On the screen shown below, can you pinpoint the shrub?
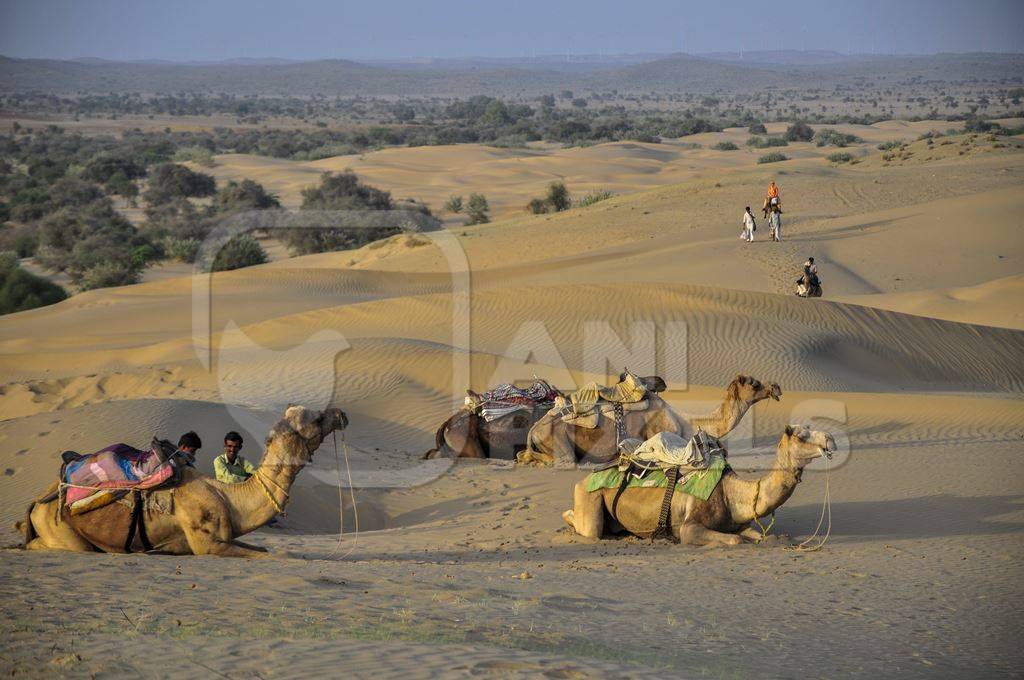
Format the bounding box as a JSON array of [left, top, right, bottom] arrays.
[[527, 197, 549, 214], [161, 236, 201, 263], [172, 146, 216, 167], [287, 171, 398, 255], [747, 136, 789, 148], [784, 121, 814, 142], [82, 155, 146, 184], [577, 190, 614, 208], [0, 224, 39, 258], [79, 261, 141, 290], [546, 182, 571, 212], [963, 117, 997, 133], [758, 152, 789, 164], [0, 253, 67, 315], [130, 244, 159, 269], [814, 128, 862, 147], [877, 140, 904, 151], [465, 193, 490, 225], [827, 152, 855, 163], [214, 179, 280, 212], [712, 141, 739, 151], [143, 163, 216, 205], [444, 195, 463, 213], [748, 122, 768, 135], [212, 234, 268, 272]]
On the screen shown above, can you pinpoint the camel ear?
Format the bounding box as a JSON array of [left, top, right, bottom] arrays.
[[785, 424, 795, 437], [736, 374, 748, 384]]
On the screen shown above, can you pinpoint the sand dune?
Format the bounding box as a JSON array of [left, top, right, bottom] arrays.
[[2, 122, 1023, 676]]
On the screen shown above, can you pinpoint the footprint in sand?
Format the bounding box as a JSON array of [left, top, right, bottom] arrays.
[[16, 449, 28, 456], [37, 431, 50, 437], [4, 468, 16, 476]]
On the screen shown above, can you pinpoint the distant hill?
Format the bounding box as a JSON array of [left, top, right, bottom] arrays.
[[0, 52, 1021, 96]]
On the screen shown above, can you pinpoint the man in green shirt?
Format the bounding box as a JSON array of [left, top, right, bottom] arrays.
[[214, 431, 257, 484]]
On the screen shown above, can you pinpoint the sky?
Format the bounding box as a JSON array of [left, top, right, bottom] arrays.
[[1, 0, 1022, 62]]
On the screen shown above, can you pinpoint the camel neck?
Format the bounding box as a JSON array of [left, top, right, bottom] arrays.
[[217, 445, 303, 536], [726, 448, 801, 524], [692, 389, 748, 438]]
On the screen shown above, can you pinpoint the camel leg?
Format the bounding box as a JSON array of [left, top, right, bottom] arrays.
[[564, 481, 604, 539], [24, 502, 96, 552], [231, 539, 269, 553], [737, 525, 768, 542], [679, 522, 742, 547]]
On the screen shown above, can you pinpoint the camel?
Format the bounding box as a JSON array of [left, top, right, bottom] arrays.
[[423, 375, 666, 460], [520, 374, 781, 468], [562, 424, 835, 546], [16, 405, 347, 557]]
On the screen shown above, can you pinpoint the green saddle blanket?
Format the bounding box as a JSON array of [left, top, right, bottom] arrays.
[[584, 454, 729, 501]]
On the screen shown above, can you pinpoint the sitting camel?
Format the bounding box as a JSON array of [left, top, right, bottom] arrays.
[[17, 405, 347, 557], [423, 374, 666, 460], [562, 424, 835, 546], [521, 374, 781, 468]]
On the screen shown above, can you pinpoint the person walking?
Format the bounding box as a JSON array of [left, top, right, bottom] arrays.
[[769, 207, 782, 241], [741, 206, 757, 242]]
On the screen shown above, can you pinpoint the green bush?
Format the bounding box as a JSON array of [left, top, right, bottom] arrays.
[[161, 236, 201, 263], [444, 195, 463, 213], [212, 234, 268, 272], [0, 253, 67, 315], [814, 128, 862, 147], [784, 121, 815, 142], [527, 197, 549, 214], [465, 193, 490, 225], [546, 182, 571, 212], [577, 190, 614, 208], [172, 146, 216, 167], [79, 261, 141, 290], [827, 152, 855, 163], [287, 171, 399, 255], [877, 140, 904, 151], [712, 141, 739, 151], [747, 136, 789, 148], [758, 152, 789, 164], [748, 123, 768, 135], [215, 179, 280, 212], [143, 163, 216, 205]]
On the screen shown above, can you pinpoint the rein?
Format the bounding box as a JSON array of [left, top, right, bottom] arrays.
[[326, 429, 359, 559], [253, 468, 288, 514], [787, 453, 833, 552]]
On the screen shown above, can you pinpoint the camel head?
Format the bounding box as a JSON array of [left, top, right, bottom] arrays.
[[732, 374, 782, 404], [266, 405, 348, 466], [777, 424, 836, 473]]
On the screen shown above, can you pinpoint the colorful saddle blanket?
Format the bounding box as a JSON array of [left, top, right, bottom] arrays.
[[64, 442, 178, 511], [467, 379, 561, 422], [584, 453, 729, 502]]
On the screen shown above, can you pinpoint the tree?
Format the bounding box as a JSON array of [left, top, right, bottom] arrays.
[[465, 193, 490, 225], [212, 234, 268, 271], [480, 100, 512, 126], [143, 163, 216, 205], [0, 253, 67, 315], [546, 182, 570, 212], [783, 121, 814, 142], [748, 122, 768, 135], [287, 171, 398, 255], [527, 198, 548, 214], [539, 94, 556, 108], [215, 179, 280, 212], [444, 195, 464, 213]]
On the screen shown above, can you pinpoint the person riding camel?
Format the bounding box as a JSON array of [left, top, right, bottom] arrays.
[[763, 180, 781, 218]]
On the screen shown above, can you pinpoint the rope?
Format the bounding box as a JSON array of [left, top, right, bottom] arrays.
[[252, 469, 286, 514], [786, 454, 833, 552], [326, 429, 359, 560], [751, 478, 776, 540]]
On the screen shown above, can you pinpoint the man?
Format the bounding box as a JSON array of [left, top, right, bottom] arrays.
[[175, 431, 202, 466], [767, 180, 780, 203], [214, 431, 257, 484], [769, 207, 782, 242], [741, 206, 757, 242]]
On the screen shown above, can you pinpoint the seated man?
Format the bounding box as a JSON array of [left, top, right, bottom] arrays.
[[213, 431, 257, 484], [176, 431, 202, 466]]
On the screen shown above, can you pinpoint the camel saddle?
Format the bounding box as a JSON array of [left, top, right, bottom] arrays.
[[60, 438, 191, 516], [464, 378, 561, 422], [552, 371, 650, 430]]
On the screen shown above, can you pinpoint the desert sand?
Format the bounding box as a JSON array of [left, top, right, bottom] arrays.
[[1, 122, 1023, 677]]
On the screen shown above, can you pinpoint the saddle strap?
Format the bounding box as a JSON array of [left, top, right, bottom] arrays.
[[613, 403, 625, 446], [652, 466, 681, 542], [124, 490, 153, 553]]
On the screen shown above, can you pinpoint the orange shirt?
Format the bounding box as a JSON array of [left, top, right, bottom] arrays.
[[767, 183, 779, 198]]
